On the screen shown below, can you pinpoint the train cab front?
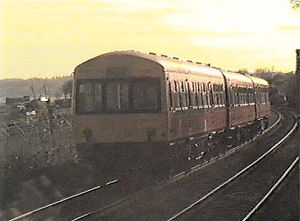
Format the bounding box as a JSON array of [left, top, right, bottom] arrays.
[[73, 78, 167, 142], [72, 52, 169, 165]]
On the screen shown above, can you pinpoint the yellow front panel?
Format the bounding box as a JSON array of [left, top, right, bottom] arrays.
[[74, 113, 168, 144]]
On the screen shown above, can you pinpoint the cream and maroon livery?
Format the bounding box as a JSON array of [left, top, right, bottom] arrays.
[[73, 50, 270, 145]]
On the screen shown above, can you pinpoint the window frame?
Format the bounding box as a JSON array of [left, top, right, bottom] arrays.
[[76, 78, 161, 115]]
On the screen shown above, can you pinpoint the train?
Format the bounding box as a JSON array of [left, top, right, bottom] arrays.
[[72, 50, 270, 176]]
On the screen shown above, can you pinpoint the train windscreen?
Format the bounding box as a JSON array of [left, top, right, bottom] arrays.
[[76, 78, 161, 114]]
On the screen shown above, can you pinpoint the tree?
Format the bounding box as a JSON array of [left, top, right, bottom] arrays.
[[237, 69, 248, 75], [290, 0, 299, 9], [62, 80, 73, 99]]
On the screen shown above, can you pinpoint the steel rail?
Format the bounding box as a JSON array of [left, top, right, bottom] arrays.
[[167, 116, 298, 221], [9, 179, 118, 221], [70, 198, 128, 221], [242, 156, 299, 221], [262, 110, 281, 134]]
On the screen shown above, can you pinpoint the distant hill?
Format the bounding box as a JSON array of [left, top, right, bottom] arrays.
[[0, 76, 72, 99]]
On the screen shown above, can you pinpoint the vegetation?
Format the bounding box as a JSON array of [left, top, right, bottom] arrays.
[[62, 80, 73, 99], [0, 76, 72, 99], [290, 0, 300, 9], [251, 69, 297, 108]]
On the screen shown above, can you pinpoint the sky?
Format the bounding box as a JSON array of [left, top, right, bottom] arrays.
[[0, 0, 299, 79]]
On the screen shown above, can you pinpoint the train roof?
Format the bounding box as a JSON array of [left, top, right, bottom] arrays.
[[78, 50, 210, 68], [76, 50, 223, 78], [75, 50, 269, 88], [247, 76, 269, 88], [222, 70, 254, 88]]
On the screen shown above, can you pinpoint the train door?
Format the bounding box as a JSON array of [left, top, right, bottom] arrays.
[[220, 72, 231, 129]]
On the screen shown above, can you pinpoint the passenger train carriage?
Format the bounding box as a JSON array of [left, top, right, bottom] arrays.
[[72, 50, 270, 174]]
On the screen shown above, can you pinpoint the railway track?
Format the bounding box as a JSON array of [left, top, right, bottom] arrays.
[[83, 110, 297, 221], [242, 156, 299, 221], [170, 156, 299, 221], [8, 179, 119, 221], [8, 109, 293, 221], [250, 157, 299, 221], [167, 115, 298, 220]]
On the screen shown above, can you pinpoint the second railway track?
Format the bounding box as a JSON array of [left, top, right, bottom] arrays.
[[167, 112, 298, 220]]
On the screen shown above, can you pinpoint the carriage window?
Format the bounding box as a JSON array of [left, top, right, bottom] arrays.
[[94, 83, 103, 107], [106, 82, 130, 111], [219, 86, 222, 106], [213, 84, 218, 106], [190, 82, 197, 108], [195, 83, 200, 107], [184, 82, 190, 107], [214, 85, 218, 106], [241, 94, 244, 104], [202, 83, 207, 108], [208, 84, 214, 107], [219, 85, 224, 106], [180, 81, 188, 109], [78, 83, 92, 112], [248, 89, 254, 104], [77, 78, 160, 114], [172, 81, 180, 109], [133, 81, 158, 111], [235, 93, 239, 105], [78, 82, 103, 113]]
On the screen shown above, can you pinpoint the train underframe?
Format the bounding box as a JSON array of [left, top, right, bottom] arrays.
[[76, 118, 269, 182]]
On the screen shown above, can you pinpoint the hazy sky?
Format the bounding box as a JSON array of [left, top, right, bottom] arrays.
[[0, 0, 299, 79]]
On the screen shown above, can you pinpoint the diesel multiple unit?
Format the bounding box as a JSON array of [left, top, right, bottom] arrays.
[[72, 50, 270, 173]]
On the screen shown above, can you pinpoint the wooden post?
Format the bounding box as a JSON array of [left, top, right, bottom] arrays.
[[296, 49, 300, 114]]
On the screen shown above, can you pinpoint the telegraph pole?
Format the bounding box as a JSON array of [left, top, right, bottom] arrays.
[[296, 49, 300, 115]]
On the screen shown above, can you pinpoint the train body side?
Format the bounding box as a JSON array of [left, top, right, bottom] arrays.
[[166, 69, 227, 141], [222, 71, 257, 128]]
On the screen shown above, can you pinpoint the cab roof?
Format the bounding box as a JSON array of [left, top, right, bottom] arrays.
[[76, 50, 223, 78], [247, 76, 269, 88]]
